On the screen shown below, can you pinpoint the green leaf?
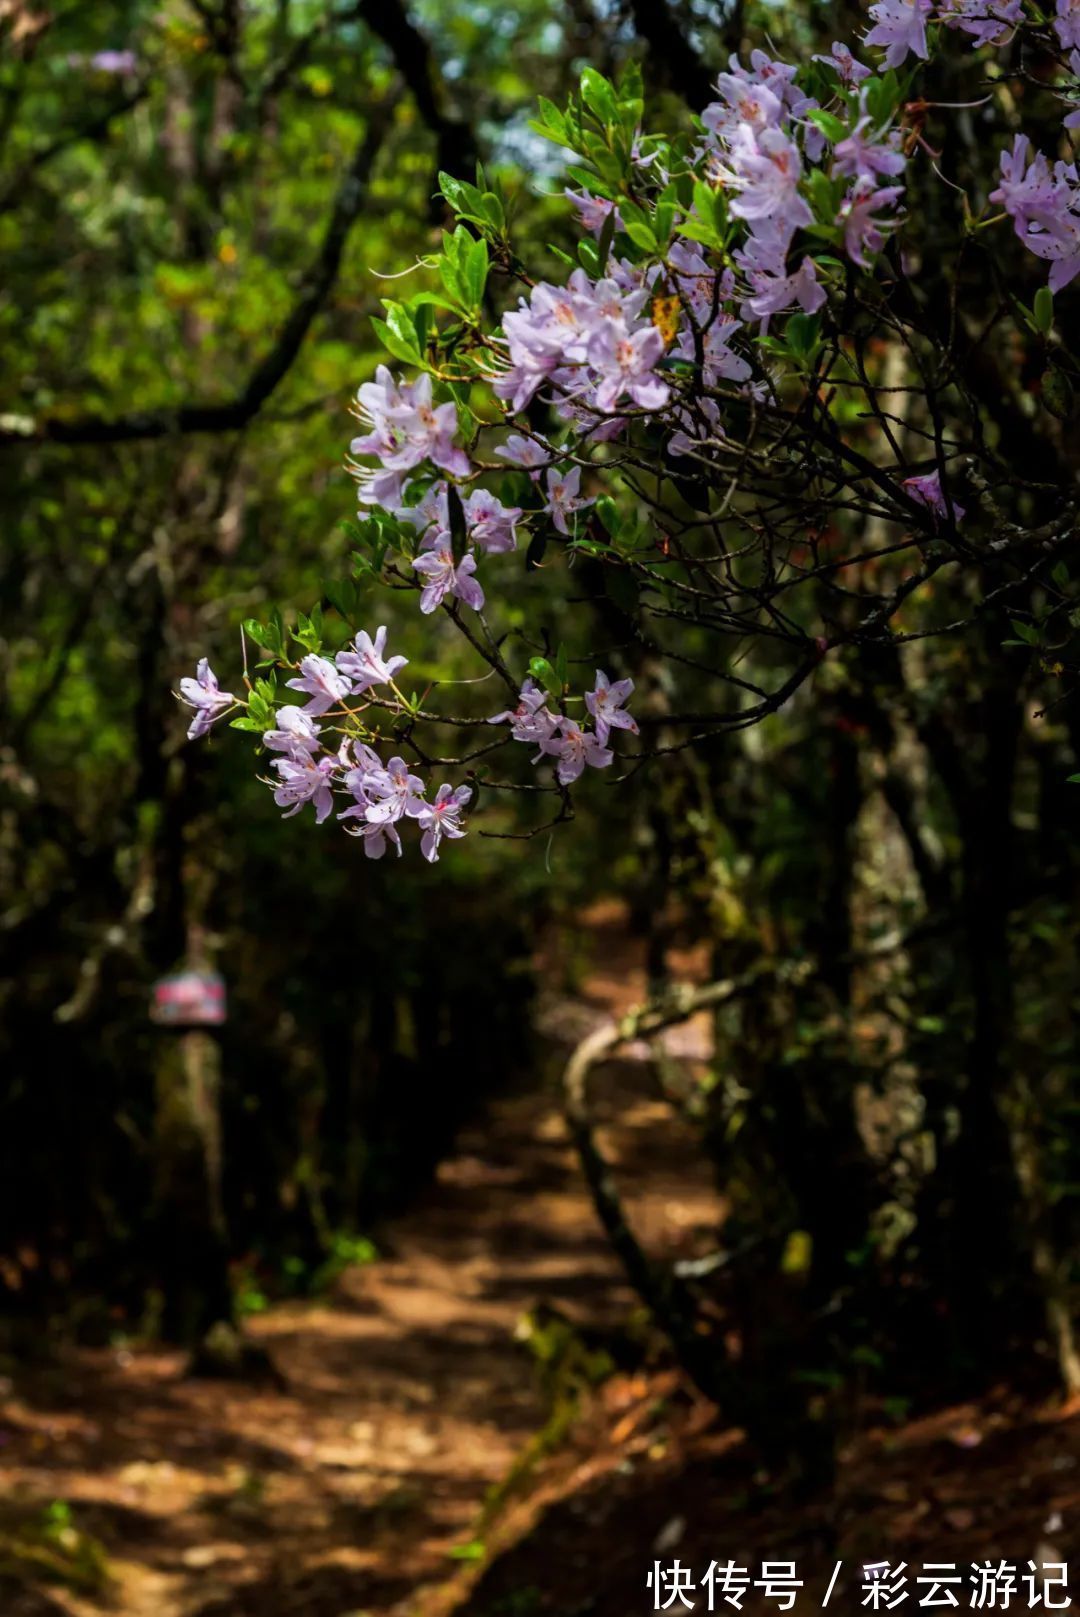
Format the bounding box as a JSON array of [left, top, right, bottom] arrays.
[[595, 494, 621, 537], [324, 578, 359, 622], [580, 67, 617, 126], [447, 482, 469, 565], [654, 181, 681, 246], [1034, 285, 1054, 335], [528, 656, 561, 701], [596, 205, 617, 271], [372, 307, 421, 365], [447, 1540, 486, 1564], [622, 218, 657, 253], [464, 235, 489, 312], [808, 108, 847, 144], [438, 171, 466, 212], [408, 290, 462, 315], [786, 311, 822, 357], [243, 617, 274, 652], [1041, 364, 1074, 421], [530, 96, 568, 144], [479, 191, 505, 232]]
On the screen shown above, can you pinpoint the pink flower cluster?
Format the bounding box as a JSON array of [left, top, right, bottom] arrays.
[[348, 367, 469, 508], [180, 636, 472, 862], [399, 483, 522, 614], [860, 0, 1080, 288], [700, 49, 906, 321], [493, 266, 671, 423], [178, 4, 1080, 872], [992, 134, 1080, 292], [491, 671, 637, 786], [179, 659, 235, 739], [180, 650, 638, 861]]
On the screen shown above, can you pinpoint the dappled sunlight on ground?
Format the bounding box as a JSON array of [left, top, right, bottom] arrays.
[[0, 1005, 721, 1616], [3, 908, 1078, 1615]]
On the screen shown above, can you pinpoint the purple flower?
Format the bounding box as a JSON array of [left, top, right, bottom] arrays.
[[493, 269, 654, 421], [939, 0, 1022, 44], [1065, 52, 1080, 129], [386, 372, 471, 478], [398, 481, 450, 540], [746, 48, 816, 120], [286, 654, 353, 716], [494, 434, 550, 477], [668, 241, 729, 324], [701, 77, 785, 151], [667, 398, 724, 458], [585, 671, 638, 747], [410, 783, 472, 863], [339, 740, 386, 806], [864, 0, 933, 66], [412, 545, 485, 613], [179, 659, 235, 740], [347, 820, 403, 859], [540, 719, 613, 786], [837, 179, 905, 268], [743, 257, 827, 325], [493, 343, 561, 415], [564, 189, 623, 238], [463, 489, 522, 554], [263, 705, 322, 754], [1056, 0, 1080, 49], [364, 756, 427, 824], [348, 366, 469, 504], [587, 324, 671, 412], [89, 49, 138, 73], [902, 470, 966, 523], [490, 679, 562, 746], [674, 316, 752, 384], [335, 626, 408, 692], [990, 136, 1080, 290], [812, 43, 872, 85], [833, 111, 907, 184], [271, 753, 338, 823], [716, 126, 812, 237], [544, 466, 593, 536], [990, 137, 1057, 232]]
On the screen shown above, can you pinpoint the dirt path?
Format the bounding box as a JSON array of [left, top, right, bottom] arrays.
[[11, 908, 1076, 1617], [0, 974, 722, 1617]]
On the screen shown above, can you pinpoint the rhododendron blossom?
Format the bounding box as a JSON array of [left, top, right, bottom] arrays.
[[179, 660, 234, 740], [176, 15, 1080, 869], [335, 626, 408, 691], [412, 545, 485, 615], [286, 655, 352, 716], [586, 672, 639, 748], [864, 0, 933, 66]]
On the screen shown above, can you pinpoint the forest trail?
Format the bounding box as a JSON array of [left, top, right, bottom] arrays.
[[0, 909, 722, 1617], [6, 908, 1080, 1617]]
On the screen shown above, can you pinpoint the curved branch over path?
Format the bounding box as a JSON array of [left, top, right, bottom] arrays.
[[561, 965, 798, 1405]]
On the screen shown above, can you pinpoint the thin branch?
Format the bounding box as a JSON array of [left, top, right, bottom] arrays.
[[0, 88, 402, 449]]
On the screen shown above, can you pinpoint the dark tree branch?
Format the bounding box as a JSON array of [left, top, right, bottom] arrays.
[[0, 90, 400, 449], [354, 0, 476, 189], [627, 0, 717, 109], [0, 85, 148, 214]]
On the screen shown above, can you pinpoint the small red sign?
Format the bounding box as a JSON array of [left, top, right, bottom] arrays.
[[150, 971, 226, 1027]]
